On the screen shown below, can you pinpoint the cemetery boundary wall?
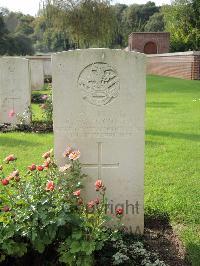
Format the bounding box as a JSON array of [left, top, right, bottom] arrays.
[[146, 51, 200, 80], [25, 51, 200, 80]]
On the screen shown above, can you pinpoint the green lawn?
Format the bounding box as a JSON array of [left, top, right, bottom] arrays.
[[32, 103, 44, 121], [0, 75, 200, 265], [0, 133, 53, 170], [145, 75, 200, 265], [32, 87, 51, 121], [31, 84, 50, 96]]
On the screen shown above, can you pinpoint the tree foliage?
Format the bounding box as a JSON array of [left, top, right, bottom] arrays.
[[122, 2, 159, 35], [41, 0, 116, 48], [0, 9, 34, 55], [163, 0, 200, 51], [144, 12, 164, 32], [0, 0, 199, 54], [33, 9, 72, 52]]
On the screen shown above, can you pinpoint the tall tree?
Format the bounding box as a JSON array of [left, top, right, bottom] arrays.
[[144, 12, 164, 32], [0, 10, 8, 35], [0, 12, 9, 54], [42, 0, 116, 48], [33, 5, 73, 52], [15, 15, 35, 35], [163, 0, 200, 51], [121, 1, 159, 45], [3, 11, 20, 33], [111, 4, 128, 47], [0, 9, 34, 55]]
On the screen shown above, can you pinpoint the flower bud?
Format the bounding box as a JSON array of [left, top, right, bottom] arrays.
[[116, 207, 124, 216], [46, 180, 55, 191], [2, 206, 10, 212], [73, 190, 81, 197], [28, 164, 36, 171], [95, 180, 103, 191], [87, 200, 95, 208], [1, 179, 9, 186], [4, 154, 16, 163], [37, 165, 44, 171]]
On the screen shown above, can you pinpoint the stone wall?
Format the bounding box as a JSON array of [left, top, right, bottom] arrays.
[[147, 51, 200, 80], [128, 32, 170, 54]]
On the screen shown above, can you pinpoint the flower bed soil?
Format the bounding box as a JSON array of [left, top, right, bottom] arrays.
[[0, 122, 53, 133], [1, 221, 189, 266]]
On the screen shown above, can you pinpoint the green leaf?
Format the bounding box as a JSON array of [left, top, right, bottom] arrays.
[[72, 231, 82, 240], [81, 241, 96, 255], [31, 230, 37, 241], [33, 240, 45, 253], [70, 241, 81, 253], [0, 254, 6, 262]]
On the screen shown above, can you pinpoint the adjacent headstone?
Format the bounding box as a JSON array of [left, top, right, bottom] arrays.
[[30, 60, 44, 90], [52, 49, 146, 233], [0, 57, 31, 124], [43, 59, 52, 77]]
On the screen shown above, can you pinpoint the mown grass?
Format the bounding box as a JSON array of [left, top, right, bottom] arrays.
[[145, 75, 200, 265], [0, 75, 199, 265], [0, 133, 53, 172], [32, 87, 51, 121], [32, 103, 44, 121], [31, 83, 50, 96]]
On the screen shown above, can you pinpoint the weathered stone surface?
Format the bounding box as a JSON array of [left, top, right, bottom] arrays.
[[0, 57, 31, 124], [52, 49, 146, 233], [30, 60, 44, 91], [43, 59, 52, 77]]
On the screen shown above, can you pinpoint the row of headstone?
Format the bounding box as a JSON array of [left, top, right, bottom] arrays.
[[30, 60, 44, 91], [28, 56, 52, 91], [0, 49, 146, 233], [0, 56, 52, 124]]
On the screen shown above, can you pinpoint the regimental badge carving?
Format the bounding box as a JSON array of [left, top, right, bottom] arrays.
[[78, 62, 120, 106]]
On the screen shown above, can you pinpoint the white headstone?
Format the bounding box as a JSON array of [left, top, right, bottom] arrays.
[[30, 60, 44, 90], [52, 49, 146, 233], [0, 57, 31, 124], [43, 59, 52, 77]]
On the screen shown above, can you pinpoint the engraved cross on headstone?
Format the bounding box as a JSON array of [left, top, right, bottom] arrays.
[[7, 97, 20, 110], [0, 96, 20, 112], [82, 142, 119, 179]]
